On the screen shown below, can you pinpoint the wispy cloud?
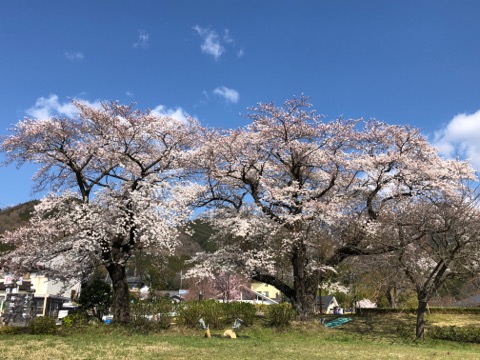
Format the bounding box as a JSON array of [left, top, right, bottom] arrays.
[[223, 29, 234, 44], [64, 51, 84, 61], [213, 86, 240, 104], [193, 26, 243, 61], [433, 109, 480, 170], [133, 30, 150, 49], [26, 94, 99, 119], [193, 25, 224, 60]]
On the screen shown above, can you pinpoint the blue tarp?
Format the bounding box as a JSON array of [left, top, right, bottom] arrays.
[[323, 317, 352, 328]]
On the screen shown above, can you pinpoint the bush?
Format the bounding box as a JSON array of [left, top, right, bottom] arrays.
[[176, 301, 256, 329], [131, 299, 176, 329], [429, 325, 480, 343], [224, 302, 256, 327], [178, 300, 227, 329], [0, 325, 27, 335], [266, 303, 296, 327], [176, 301, 203, 328], [61, 312, 90, 328], [29, 316, 57, 335], [130, 298, 176, 331], [361, 307, 480, 316], [78, 276, 112, 319]]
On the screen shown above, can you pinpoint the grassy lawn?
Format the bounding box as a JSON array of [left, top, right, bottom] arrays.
[[1, 314, 479, 360]]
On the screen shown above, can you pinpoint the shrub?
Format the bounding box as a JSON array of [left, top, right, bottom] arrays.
[[29, 316, 57, 335], [152, 299, 176, 329], [429, 325, 480, 343], [78, 276, 112, 319], [361, 307, 480, 316], [130, 298, 175, 330], [0, 325, 27, 335], [128, 316, 161, 334], [177, 301, 257, 329], [176, 301, 205, 328], [224, 302, 256, 327], [61, 312, 90, 328], [266, 303, 296, 327]]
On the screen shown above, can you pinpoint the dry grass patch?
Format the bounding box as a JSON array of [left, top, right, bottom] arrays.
[[426, 313, 480, 328]]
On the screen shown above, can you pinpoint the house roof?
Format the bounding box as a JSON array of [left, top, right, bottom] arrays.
[[316, 295, 338, 311], [155, 290, 188, 301], [240, 286, 279, 304]]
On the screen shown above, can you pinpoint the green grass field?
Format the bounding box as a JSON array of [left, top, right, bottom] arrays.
[[1, 313, 479, 360]]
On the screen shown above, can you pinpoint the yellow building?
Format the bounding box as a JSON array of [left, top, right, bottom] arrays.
[[250, 282, 282, 301]]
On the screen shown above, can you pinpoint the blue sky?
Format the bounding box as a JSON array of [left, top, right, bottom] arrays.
[[1, 0, 480, 207]]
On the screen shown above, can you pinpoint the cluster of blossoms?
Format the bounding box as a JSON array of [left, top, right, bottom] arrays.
[[1, 96, 478, 320]]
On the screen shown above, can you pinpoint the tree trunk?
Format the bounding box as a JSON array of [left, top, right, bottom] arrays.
[[415, 299, 428, 339], [291, 243, 313, 318], [386, 286, 398, 309], [107, 263, 130, 324]]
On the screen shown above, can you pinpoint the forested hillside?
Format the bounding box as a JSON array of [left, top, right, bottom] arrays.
[[0, 200, 38, 234], [0, 200, 214, 254], [0, 200, 38, 252]]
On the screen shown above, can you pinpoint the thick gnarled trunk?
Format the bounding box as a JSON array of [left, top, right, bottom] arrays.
[[251, 243, 316, 318], [291, 243, 314, 318], [107, 263, 130, 324]]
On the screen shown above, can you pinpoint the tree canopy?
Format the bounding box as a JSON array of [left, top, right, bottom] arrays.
[[186, 96, 476, 316], [1, 96, 477, 323], [0, 101, 203, 322]]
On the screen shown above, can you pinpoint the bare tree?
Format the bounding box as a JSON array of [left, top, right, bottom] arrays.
[[385, 191, 480, 338]]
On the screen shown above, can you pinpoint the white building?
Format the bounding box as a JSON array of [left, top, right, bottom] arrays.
[[1, 273, 81, 318]]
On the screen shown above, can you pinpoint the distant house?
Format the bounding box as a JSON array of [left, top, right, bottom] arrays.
[[237, 285, 279, 305], [316, 295, 340, 314], [0, 273, 80, 319], [355, 298, 377, 309], [250, 282, 282, 302], [155, 290, 188, 302]]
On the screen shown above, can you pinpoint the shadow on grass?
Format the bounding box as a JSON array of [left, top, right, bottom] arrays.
[[325, 313, 417, 341]]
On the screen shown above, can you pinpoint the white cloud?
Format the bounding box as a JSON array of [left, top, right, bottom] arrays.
[[133, 30, 149, 49], [26, 94, 99, 119], [213, 86, 240, 104], [193, 26, 244, 61], [64, 51, 84, 61], [26, 97, 196, 130], [150, 105, 192, 123], [193, 25, 224, 60], [433, 109, 480, 170], [125, 91, 134, 98], [26, 95, 77, 119]]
